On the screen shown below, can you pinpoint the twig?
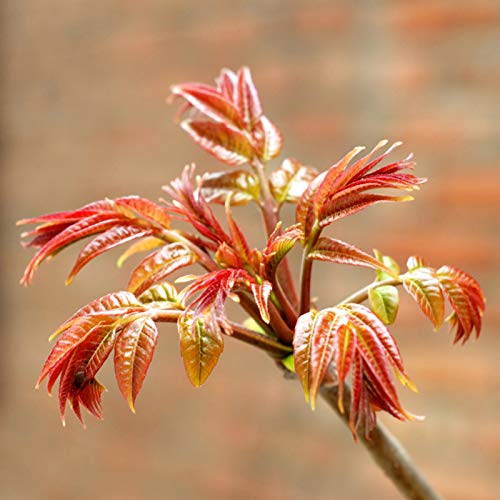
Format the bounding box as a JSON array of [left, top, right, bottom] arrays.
[[320, 379, 442, 500]]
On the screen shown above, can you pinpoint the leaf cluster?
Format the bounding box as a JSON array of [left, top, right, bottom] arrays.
[[19, 67, 485, 436]]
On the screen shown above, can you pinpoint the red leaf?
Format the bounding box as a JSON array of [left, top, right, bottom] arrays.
[[67, 225, 152, 284], [293, 311, 317, 404], [236, 67, 263, 128], [437, 265, 485, 343], [19, 197, 170, 285], [309, 310, 349, 409], [128, 242, 198, 296], [262, 223, 303, 279], [114, 317, 158, 412], [250, 281, 272, 324], [181, 120, 254, 166], [309, 237, 398, 277], [170, 83, 243, 128], [252, 115, 283, 162]]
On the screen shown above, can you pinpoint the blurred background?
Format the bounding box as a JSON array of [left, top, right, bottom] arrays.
[[1, 1, 499, 499]]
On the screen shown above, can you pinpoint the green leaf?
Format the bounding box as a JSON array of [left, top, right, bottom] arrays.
[[178, 315, 224, 387], [270, 158, 318, 205], [138, 282, 183, 309], [373, 249, 400, 281], [281, 354, 295, 373], [368, 286, 399, 325]]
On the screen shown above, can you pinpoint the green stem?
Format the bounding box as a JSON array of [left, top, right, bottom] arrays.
[[337, 277, 403, 306]]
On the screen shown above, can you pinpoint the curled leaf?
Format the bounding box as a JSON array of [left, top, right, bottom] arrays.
[[270, 159, 318, 205]]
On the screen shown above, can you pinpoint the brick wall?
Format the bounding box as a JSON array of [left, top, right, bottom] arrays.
[[2, 1, 499, 498]]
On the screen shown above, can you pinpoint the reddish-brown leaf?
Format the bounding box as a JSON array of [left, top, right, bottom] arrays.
[[250, 281, 272, 324], [67, 225, 152, 284], [235, 67, 263, 128], [128, 242, 198, 296], [252, 115, 283, 162], [293, 311, 317, 404], [403, 266, 445, 330], [309, 237, 398, 277], [181, 120, 254, 166], [309, 310, 349, 409], [262, 223, 303, 279], [437, 265, 485, 343], [114, 317, 158, 412], [170, 82, 243, 128]]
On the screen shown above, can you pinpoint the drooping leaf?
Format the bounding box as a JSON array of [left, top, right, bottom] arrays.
[[368, 286, 399, 325], [181, 120, 254, 166], [19, 197, 170, 285], [309, 237, 398, 277], [178, 314, 224, 387], [437, 265, 485, 343], [403, 265, 444, 330], [270, 158, 319, 205], [309, 309, 349, 409], [293, 311, 317, 404], [128, 242, 198, 296], [200, 170, 260, 205], [114, 317, 158, 412], [49, 291, 143, 342]]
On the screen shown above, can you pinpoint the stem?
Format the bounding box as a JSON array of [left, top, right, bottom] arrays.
[[299, 224, 321, 315], [153, 309, 291, 357], [337, 277, 403, 306], [251, 158, 300, 311], [320, 380, 441, 500], [299, 251, 313, 315]]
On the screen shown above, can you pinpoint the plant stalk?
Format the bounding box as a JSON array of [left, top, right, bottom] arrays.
[[320, 379, 442, 500], [337, 277, 403, 306]]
